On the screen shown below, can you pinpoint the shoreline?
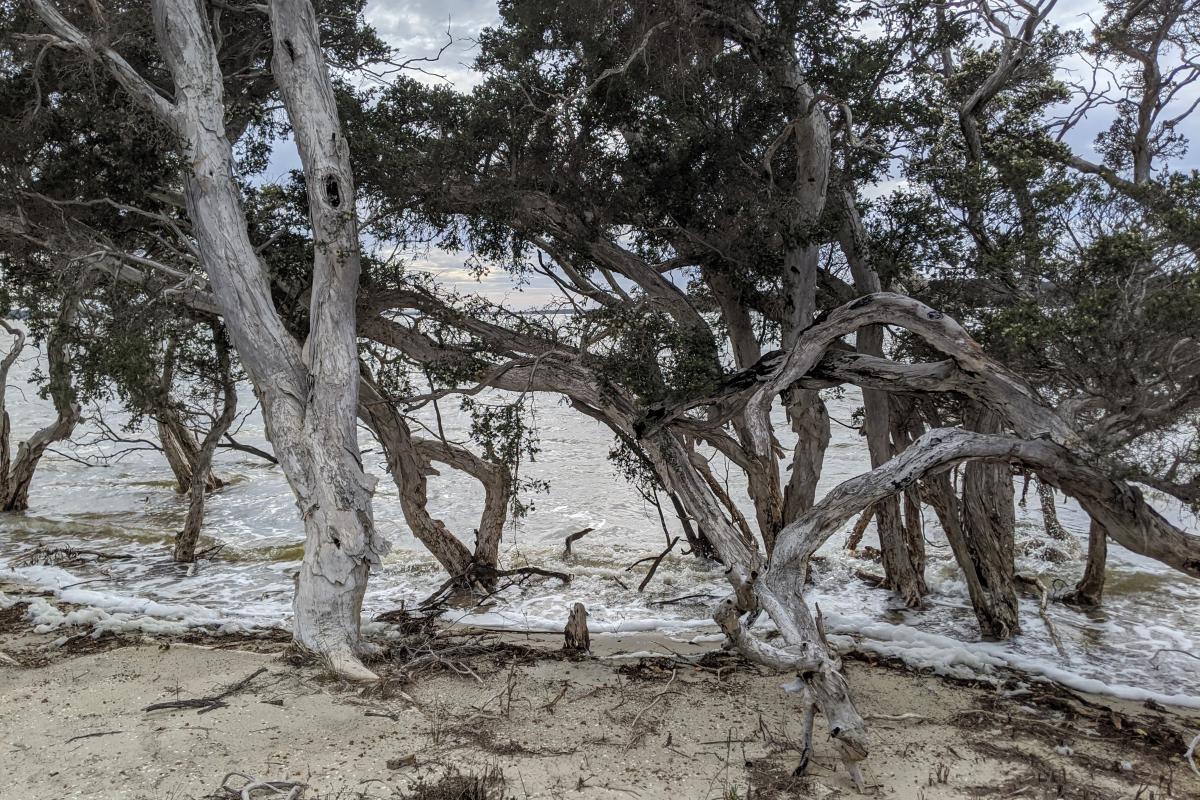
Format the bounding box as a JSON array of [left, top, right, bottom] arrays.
[[2, 581, 1198, 799], [5, 564, 1199, 714]]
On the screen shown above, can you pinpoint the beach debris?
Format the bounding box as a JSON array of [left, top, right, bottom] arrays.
[[563, 603, 590, 654], [625, 536, 680, 592], [144, 666, 268, 714], [219, 771, 306, 800]]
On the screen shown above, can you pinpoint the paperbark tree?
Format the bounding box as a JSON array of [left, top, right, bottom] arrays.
[[25, 0, 387, 679]]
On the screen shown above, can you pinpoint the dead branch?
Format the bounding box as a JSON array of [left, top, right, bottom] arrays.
[[1016, 575, 1069, 661], [845, 503, 876, 550], [626, 536, 680, 592], [65, 730, 123, 743], [14, 546, 133, 567], [144, 666, 268, 714], [562, 526, 595, 559], [626, 669, 680, 749], [219, 771, 307, 800]]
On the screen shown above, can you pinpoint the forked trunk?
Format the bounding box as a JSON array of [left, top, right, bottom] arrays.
[[358, 373, 473, 578], [174, 326, 237, 563], [159, 414, 224, 495]]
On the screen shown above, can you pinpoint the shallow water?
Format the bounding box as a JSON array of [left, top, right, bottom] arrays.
[[1, 348, 1198, 705]]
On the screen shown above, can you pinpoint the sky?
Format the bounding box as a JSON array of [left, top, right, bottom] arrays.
[[262, 0, 1199, 307]]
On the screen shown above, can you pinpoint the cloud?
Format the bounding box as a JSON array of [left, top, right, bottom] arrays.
[[365, 0, 501, 91]]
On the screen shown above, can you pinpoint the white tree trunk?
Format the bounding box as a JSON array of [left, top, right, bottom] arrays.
[[19, 0, 394, 678]]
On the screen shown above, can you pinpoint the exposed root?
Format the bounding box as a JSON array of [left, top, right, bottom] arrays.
[[322, 646, 380, 683], [219, 771, 307, 799]]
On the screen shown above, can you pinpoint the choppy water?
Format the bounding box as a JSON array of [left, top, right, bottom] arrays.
[[1, 346, 1198, 706]]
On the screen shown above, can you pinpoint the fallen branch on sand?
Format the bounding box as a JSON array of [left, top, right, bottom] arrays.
[[144, 667, 268, 714], [219, 771, 307, 800], [65, 730, 123, 743], [626, 669, 680, 749]]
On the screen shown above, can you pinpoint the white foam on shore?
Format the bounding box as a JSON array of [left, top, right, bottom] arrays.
[[4, 566, 1199, 710], [822, 612, 1200, 710]]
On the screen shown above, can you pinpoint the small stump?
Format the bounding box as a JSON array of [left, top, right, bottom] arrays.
[[563, 602, 590, 654]]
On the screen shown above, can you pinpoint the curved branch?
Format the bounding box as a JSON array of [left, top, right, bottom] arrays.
[[27, 0, 179, 125], [641, 292, 1076, 448], [768, 427, 1200, 581]]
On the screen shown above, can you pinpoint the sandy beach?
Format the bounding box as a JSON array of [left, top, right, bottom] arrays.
[[1, 580, 1197, 800]]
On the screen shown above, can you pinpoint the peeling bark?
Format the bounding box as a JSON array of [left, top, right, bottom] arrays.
[[23, 0, 394, 678], [1064, 519, 1107, 607], [957, 407, 1019, 638]]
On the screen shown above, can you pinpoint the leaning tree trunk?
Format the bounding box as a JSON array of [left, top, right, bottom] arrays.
[[782, 386, 830, 526], [358, 372, 473, 578], [174, 325, 237, 562], [779, 246, 832, 541], [0, 290, 84, 512], [924, 472, 1020, 638]]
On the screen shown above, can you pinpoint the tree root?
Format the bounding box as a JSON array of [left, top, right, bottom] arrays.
[[219, 771, 307, 799]]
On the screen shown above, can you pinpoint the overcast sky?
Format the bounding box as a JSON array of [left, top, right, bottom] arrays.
[[262, 0, 1197, 307]]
